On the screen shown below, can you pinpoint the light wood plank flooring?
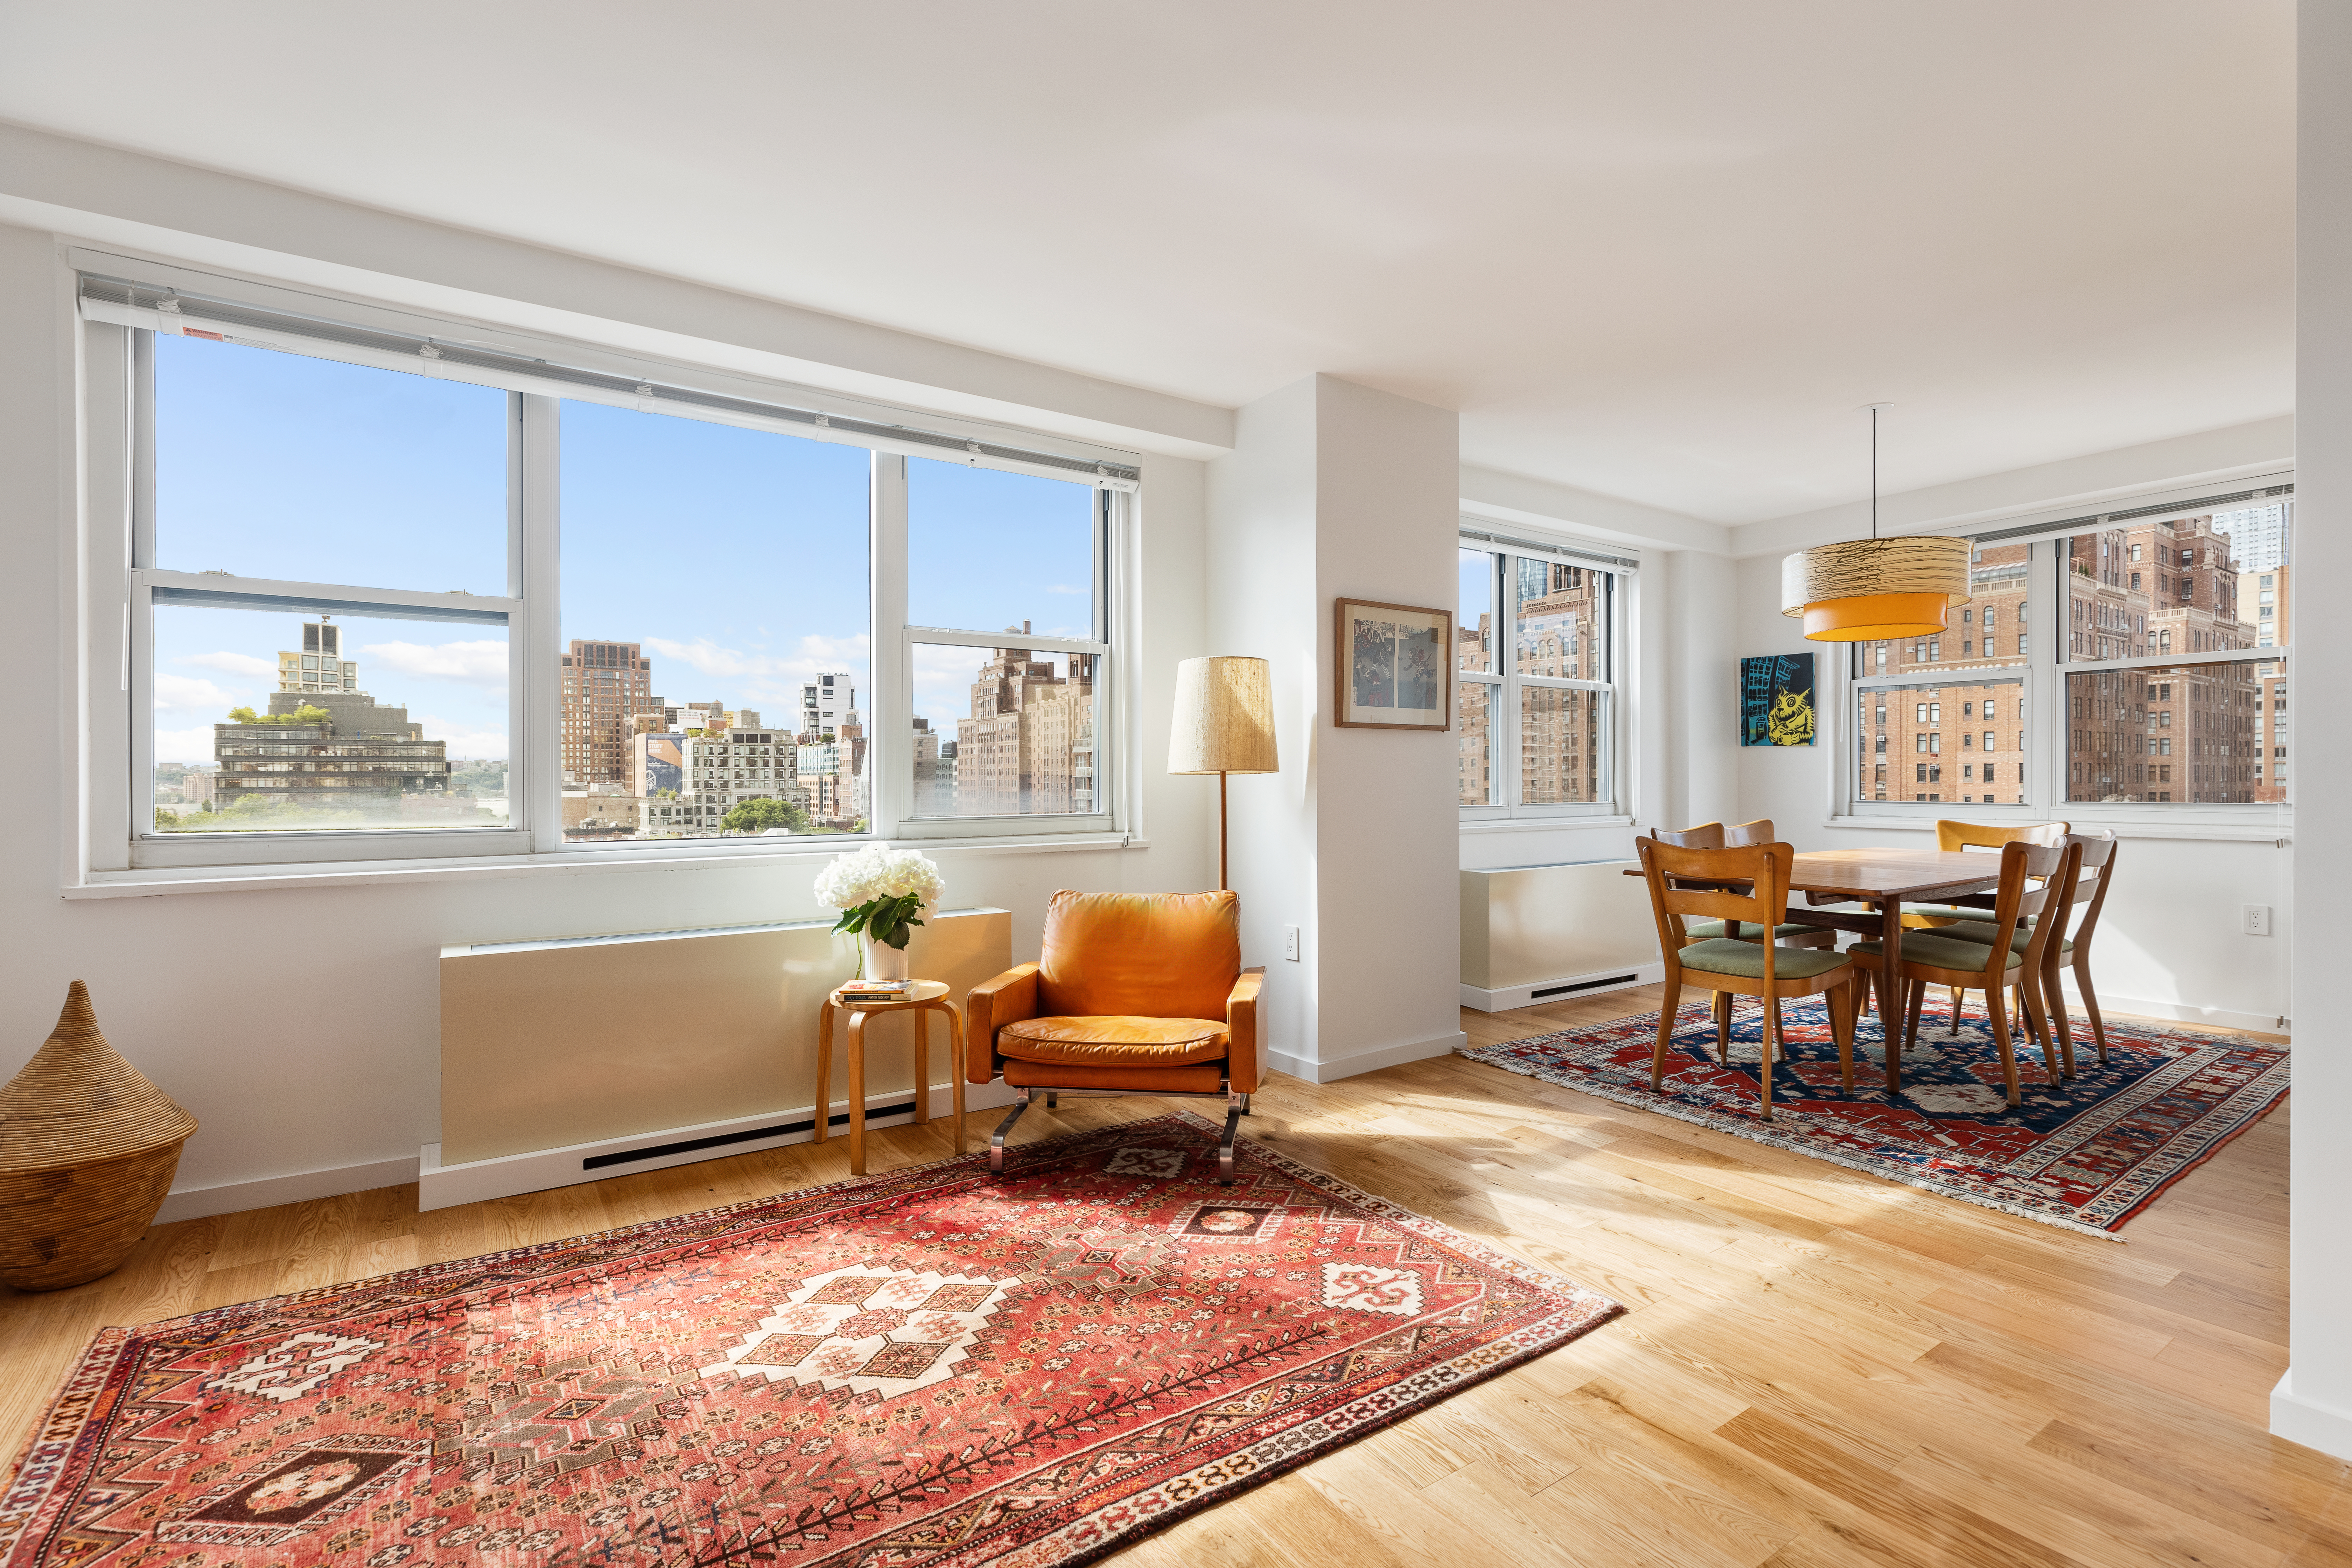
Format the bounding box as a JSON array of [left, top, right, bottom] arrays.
[[0, 987, 2323, 1567]]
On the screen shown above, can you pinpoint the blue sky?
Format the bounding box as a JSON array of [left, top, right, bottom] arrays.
[[150, 336, 1095, 764]]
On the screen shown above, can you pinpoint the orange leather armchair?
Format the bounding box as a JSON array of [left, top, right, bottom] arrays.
[[966, 889, 1265, 1184]]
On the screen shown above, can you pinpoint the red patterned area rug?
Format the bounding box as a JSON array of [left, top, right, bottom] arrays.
[[0, 1112, 1618, 1568], [1460, 996, 2288, 1237]]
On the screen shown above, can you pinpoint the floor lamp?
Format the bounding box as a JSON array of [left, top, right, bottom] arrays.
[[1168, 656, 1279, 891]]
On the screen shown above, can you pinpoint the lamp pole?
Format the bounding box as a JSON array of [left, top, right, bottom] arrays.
[[1219, 770, 1229, 890]]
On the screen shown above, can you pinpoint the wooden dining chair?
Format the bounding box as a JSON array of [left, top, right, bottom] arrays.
[[1852, 839, 2079, 1105], [1636, 839, 1861, 1121], [1901, 818, 2072, 928], [1937, 831, 2116, 1073], [1637, 821, 1836, 950]]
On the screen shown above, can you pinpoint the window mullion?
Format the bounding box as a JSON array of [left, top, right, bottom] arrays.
[[873, 452, 909, 838], [520, 393, 562, 854]]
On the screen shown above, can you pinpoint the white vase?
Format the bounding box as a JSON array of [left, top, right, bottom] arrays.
[[861, 934, 910, 981]]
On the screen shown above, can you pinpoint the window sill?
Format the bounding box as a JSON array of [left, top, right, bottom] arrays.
[[1460, 815, 1633, 835], [1823, 814, 2289, 844], [64, 832, 1150, 899]]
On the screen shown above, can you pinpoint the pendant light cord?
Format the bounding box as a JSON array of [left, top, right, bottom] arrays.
[[1871, 405, 1879, 541]]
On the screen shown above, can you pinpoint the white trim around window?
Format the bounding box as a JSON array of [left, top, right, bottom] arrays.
[[1831, 504, 2294, 839], [68, 251, 1144, 887]]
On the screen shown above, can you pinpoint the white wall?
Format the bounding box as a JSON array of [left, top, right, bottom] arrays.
[[1208, 375, 1464, 1082], [0, 217, 1218, 1219], [1729, 551, 2291, 1034], [2275, 0, 2352, 1463]]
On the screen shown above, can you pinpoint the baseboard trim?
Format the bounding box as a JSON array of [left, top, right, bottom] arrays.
[[2053, 982, 2286, 1038], [1461, 962, 1665, 1014], [418, 1080, 1018, 1211], [1266, 1031, 1468, 1085], [2273, 1371, 2352, 1459], [157, 1156, 423, 1225]]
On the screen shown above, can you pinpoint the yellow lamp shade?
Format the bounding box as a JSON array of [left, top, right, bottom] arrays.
[[1168, 656, 1278, 775], [1780, 536, 1970, 643]]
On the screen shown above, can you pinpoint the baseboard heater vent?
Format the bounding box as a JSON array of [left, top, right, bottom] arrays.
[[1530, 974, 1638, 1000], [582, 1104, 917, 1171]]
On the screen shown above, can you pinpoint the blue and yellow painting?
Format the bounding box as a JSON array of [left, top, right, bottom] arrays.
[[1740, 654, 1815, 747]]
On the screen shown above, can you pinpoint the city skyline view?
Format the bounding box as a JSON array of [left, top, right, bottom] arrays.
[[149, 337, 1099, 802]]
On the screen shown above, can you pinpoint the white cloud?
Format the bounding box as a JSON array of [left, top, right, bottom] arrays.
[[153, 726, 220, 764], [412, 718, 510, 760], [179, 650, 275, 678], [642, 633, 868, 707], [360, 639, 510, 689], [153, 673, 236, 713]]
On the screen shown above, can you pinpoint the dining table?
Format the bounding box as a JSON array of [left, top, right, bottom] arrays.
[[1626, 847, 2007, 1092]]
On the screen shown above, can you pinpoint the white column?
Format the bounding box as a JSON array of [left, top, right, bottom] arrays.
[[1206, 374, 1464, 1082], [2275, 0, 2352, 1459]]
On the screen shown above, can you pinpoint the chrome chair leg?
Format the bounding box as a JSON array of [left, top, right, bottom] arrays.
[[1218, 1092, 1249, 1185], [989, 1088, 1032, 1175]]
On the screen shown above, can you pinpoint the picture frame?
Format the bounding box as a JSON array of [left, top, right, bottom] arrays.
[[1335, 598, 1454, 730], [1739, 652, 1817, 747]]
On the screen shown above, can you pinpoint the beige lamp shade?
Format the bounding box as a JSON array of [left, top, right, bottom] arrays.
[[1780, 535, 1972, 642], [1169, 656, 1278, 774]]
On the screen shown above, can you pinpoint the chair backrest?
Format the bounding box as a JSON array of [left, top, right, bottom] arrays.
[[1037, 889, 1241, 1020], [1642, 822, 1725, 848], [1960, 839, 2081, 980], [1723, 818, 1776, 847], [1937, 818, 2070, 852], [1637, 841, 1794, 972], [2055, 830, 2118, 952]]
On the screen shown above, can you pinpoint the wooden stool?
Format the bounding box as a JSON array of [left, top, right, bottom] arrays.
[[815, 981, 966, 1175]]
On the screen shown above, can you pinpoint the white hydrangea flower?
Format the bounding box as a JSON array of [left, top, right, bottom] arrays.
[[813, 842, 943, 910]]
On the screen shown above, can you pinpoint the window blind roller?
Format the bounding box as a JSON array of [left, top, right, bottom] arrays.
[[77, 274, 1145, 492]]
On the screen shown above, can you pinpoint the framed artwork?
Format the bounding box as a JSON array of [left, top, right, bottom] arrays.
[[1335, 598, 1453, 730], [1740, 653, 1816, 747]]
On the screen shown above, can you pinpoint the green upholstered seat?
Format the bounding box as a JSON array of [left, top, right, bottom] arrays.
[[1933, 920, 2072, 956], [1686, 922, 1829, 943], [1852, 934, 2023, 972], [1676, 939, 1854, 981]]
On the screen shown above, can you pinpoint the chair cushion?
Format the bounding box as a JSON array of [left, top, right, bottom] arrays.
[[1934, 920, 2073, 956], [1038, 890, 1240, 1020], [995, 1015, 1230, 1068], [1852, 934, 2023, 972], [1675, 939, 1853, 980], [1687, 922, 1830, 942]]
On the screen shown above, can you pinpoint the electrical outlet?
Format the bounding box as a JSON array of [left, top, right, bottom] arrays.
[[1282, 924, 1301, 961], [2244, 904, 2272, 937]]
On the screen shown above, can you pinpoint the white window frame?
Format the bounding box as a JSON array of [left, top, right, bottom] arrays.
[[1457, 527, 1632, 822], [74, 250, 1141, 878], [1832, 485, 2294, 838]]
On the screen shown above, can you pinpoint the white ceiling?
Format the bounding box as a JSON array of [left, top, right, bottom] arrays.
[[0, 1, 2294, 524]]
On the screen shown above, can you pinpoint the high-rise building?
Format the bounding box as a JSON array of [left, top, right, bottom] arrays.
[[953, 626, 1091, 816], [561, 640, 656, 786], [276, 617, 359, 695], [802, 675, 856, 740], [2211, 500, 2291, 574], [217, 627, 451, 806]]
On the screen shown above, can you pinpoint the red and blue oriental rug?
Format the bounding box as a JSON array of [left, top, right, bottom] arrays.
[[1460, 997, 2288, 1236], [0, 1113, 1619, 1568]]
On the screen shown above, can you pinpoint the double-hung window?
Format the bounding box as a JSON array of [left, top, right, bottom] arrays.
[[1839, 490, 2291, 825], [1456, 532, 1629, 819], [79, 260, 1136, 875]]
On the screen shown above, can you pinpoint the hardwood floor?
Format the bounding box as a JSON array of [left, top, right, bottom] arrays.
[[0, 986, 2324, 1566]]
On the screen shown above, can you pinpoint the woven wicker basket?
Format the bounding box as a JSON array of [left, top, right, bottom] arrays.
[[0, 982, 197, 1290]]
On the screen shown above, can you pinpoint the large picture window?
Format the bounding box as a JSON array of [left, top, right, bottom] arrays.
[[1839, 493, 2290, 821], [90, 269, 1134, 872], [1457, 536, 1624, 818]]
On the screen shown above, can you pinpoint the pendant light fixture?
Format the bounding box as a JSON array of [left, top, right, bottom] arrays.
[[1780, 404, 1971, 642]]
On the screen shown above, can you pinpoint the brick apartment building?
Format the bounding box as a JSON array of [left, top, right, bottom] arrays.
[[560, 639, 656, 786]]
